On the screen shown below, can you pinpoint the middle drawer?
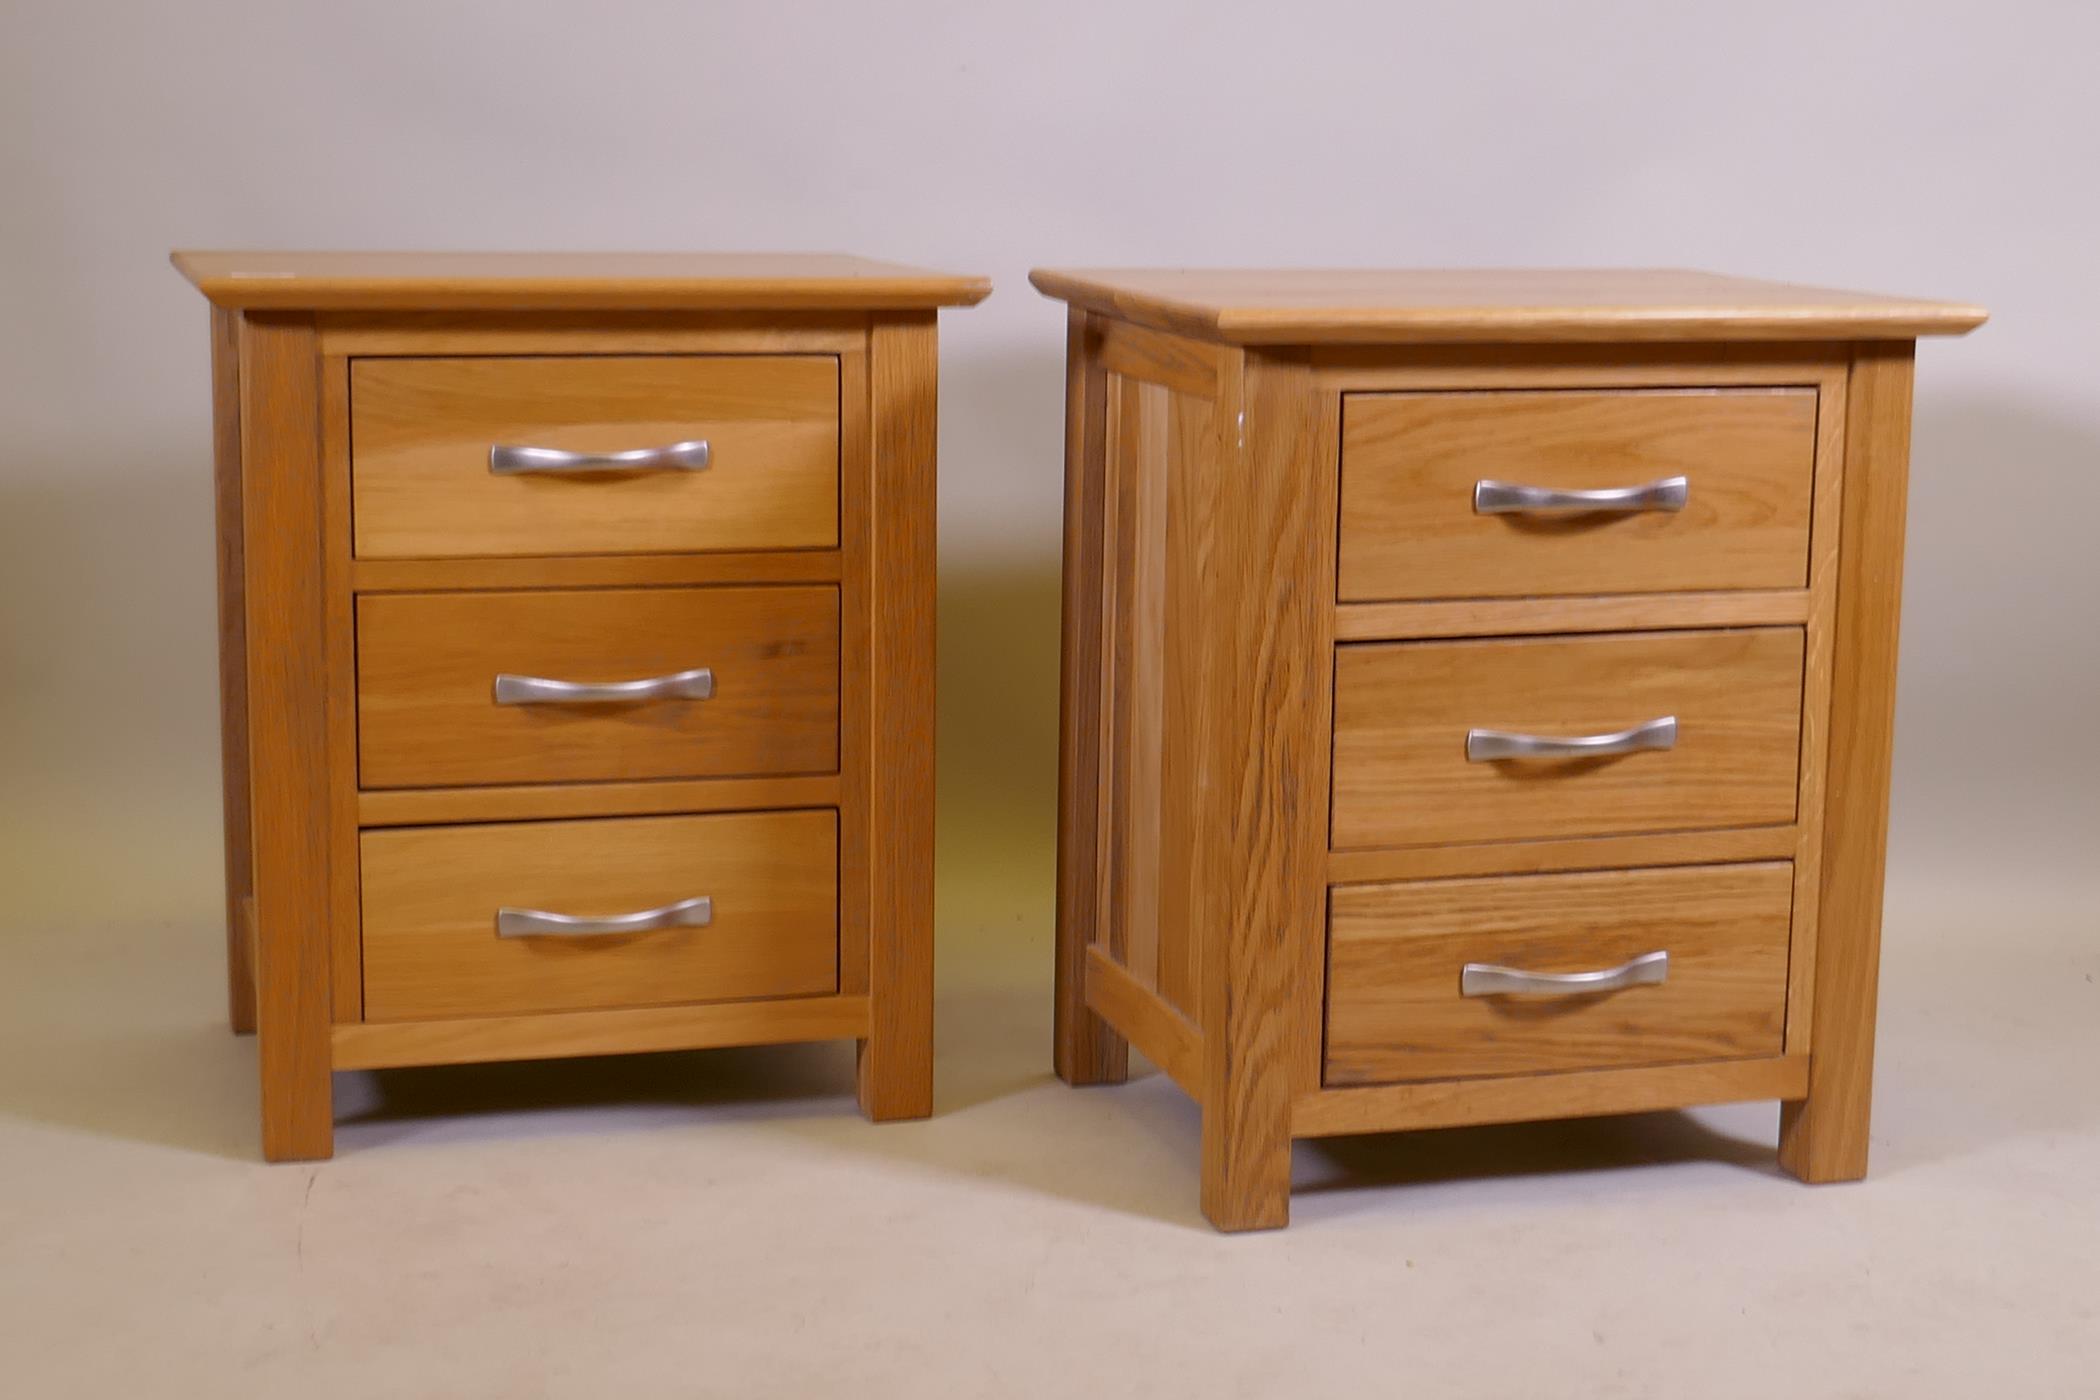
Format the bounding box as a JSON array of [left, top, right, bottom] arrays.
[[1332, 627, 1803, 849], [358, 585, 839, 790]]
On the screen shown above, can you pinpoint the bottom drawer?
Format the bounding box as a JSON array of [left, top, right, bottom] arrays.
[[361, 810, 837, 1021], [1324, 862, 1791, 1085]]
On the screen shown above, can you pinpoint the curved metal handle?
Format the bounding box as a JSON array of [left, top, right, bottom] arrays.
[[489, 439, 712, 475], [1467, 715, 1676, 762], [497, 895, 713, 939], [1462, 950, 1669, 998], [494, 666, 714, 706], [1474, 475, 1688, 514]]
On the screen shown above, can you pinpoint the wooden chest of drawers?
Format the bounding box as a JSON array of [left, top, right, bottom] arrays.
[[1033, 268, 1983, 1230], [177, 252, 987, 1160]]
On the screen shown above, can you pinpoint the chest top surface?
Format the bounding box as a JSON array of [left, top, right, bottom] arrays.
[[1029, 267, 1985, 345], [174, 250, 992, 312]]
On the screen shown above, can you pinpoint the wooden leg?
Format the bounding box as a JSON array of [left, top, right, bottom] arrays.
[[210, 307, 257, 1036], [240, 313, 334, 1160], [1054, 309, 1128, 1087], [856, 314, 938, 1122], [1778, 346, 1916, 1184]]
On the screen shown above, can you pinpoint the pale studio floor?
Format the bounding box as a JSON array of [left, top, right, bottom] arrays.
[[4, 783, 2097, 1397]]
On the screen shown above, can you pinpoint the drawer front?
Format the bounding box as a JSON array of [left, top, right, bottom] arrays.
[[351, 355, 839, 559], [1325, 862, 1792, 1084], [1337, 389, 1817, 601], [361, 810, 838, 1021], [1332, 628, 1802, 848], [358, 585, 838, 789]]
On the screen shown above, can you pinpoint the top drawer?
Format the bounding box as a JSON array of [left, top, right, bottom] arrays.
[[350, 355, 839, 559], [1337, 388, 1816, 601]]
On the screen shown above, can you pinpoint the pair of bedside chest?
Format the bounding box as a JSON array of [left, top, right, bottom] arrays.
[[180, 256, 1980, 1231]]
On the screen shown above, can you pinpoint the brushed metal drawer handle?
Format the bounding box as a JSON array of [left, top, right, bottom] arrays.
[[1466, 715, 1676, 762], [1473, 475, 1688, 514], [493, 666, 714, 706], [1461, 950, 1669, 998], [488, 439, 712, 475], [497, 895, 713, 940]]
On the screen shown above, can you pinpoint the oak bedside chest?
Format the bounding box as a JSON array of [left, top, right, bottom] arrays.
[[1033, 268, 1984, 1230], [177, 252, 988, 1160]]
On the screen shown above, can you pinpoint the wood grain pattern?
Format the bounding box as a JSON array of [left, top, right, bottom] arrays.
[[1029, 267, 1986, 345], [1194, 349, 1333, 1232], [318, 311, 865, 357], [350, 355, 839, 560], [1295, 1053, 1809, 1137], [1780, 345, 1917, 1183], [1326, 862, 1793, 1084], [208, 306, 255, 1035], [1097, 317, 1224, 397], [360, 810, 837, 1021], [176, 250, 991, 312], [1338, 388, 1817, 600], [855, 315, 938, 1121], [356, 585, 839, 789], [352, 551, 841, 593], [356, 775, 841, 828], [1332, 628, 1805, 849], [239, 313, 334, 1160], [1084, 946, 1202, 1098], [1326, 824, 1797, 884], [319, 357, 362, 1020], [834, 345, 873, 998], [1054, 311, 1130, 1087], [1312, 343, 1853, 390], [1335, 589, 1809, 641], [333, 995, 870, 1070]]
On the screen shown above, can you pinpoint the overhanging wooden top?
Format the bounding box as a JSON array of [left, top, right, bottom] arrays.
[[173, 251, 992, 312], [1028, 267, 1986, 345]]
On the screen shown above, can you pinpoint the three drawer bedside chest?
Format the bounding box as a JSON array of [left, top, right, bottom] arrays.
[[1033, 268, 1984, 1230], [176, 251, 988, 1160]]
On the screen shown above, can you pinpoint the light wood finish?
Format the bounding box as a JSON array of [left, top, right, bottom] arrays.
[[208, 306, 255, 1035], [1326, 863, 1793, 1084], [333, 995, 871, 1071], [1054, 311, 1130, 1088], [356, 585, 839, 789], [350, 355, 839, 560], [1028, 268, 1986, 345], [185, 253, 978, 1156], [360, 811, 837, 1021], [357, 774, 841, 828], [1326, 824, 1797, 884], [1338, 388, 1817, 601], [1295, 1054, 1809, 1137], [1335, 589, 1809, 641], [352, 551, 841, 593], [1083, 947, 1202, 1098], [1780, 345, 1917, 1182], [855, 315, 938, 1122], [1332, 628, 1805, 849], [175, 251, 991, 312], [1038, 269, 1977, 1229], [239, 314, 334, 1161]]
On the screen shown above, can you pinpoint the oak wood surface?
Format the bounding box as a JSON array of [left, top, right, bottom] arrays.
[[1779, 346, 1918, 1182], [1332, 627, 1805, 849], [1294, 1053, 1809, 1137], [1326, 862, 1793, 1084], [833, 345, 873, 1000], [318, 312, 866, 358], [360, 810, 837, 1021], [350, 355, 839, 560], [333, 995, 870, 1071], [351, 551, 842, 593], [356, 585, 839, 789], [1326, 824, 1797, 884], [1338, 388, 1817, 601], [239, 314, 335, 1159], [1084, 946, 1202, 1099], [319, 357, 363, 1019], [175, 250, 991, 312], [1054, 311, 1130, 1087], [208, 306, 254, 1034], [1335, 589, 1810, 641], [855, 315, 937, 1121], [1029, 268, 1986, 345], [356, 774, 842, 828]]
